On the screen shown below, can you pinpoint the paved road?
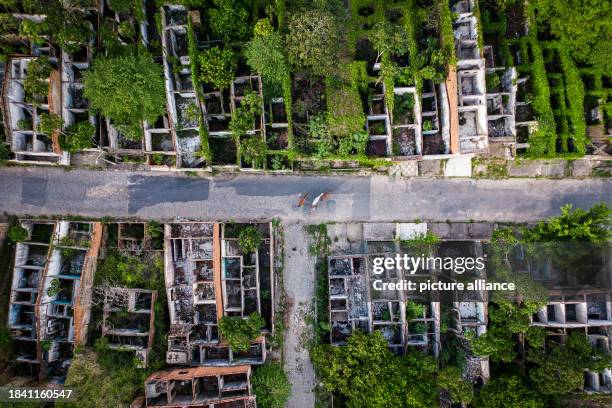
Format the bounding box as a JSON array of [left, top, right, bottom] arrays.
[[0, 167, 610, 222]]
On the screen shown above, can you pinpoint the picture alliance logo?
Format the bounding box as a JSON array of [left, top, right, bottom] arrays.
[[372, 254, 486, 275]]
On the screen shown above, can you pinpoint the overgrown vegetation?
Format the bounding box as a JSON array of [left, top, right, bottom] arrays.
[[84, 52, 165, 141], [218, 312, 264, 352], [251, 362, 291, 408], [8, 225, 28, 242], [238, 225, 263, 254], [469, 203, 611, 404], [312, 330, 471, 407]]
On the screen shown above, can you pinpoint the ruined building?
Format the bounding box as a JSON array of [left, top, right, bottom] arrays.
[[525, 244, 612, 393], [8, 220, 102, 381], [132, 365, 256, 408], [164, 222, 274, 367], [326, 222, 490, 384], [102, 287, 158, 368]]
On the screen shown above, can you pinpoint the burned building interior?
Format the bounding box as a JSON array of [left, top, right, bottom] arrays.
[[164, 223, 274, 367]]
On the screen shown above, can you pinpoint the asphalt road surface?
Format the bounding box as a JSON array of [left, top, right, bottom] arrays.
[[0, 167, 610, 222]]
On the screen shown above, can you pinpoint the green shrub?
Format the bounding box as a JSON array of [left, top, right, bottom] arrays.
[[522, 203, 610, 243], [219, 312, 265, 352], [47, 278, 60, 297], [533, 0, 611, 73], [238, 225, 262, 254], [58, 348, 146, 408], [40, 340, 52, 352], [476, 375, 543, 408], [17, 118, 32, 130], [486, 73, 501, 92], [252, 362, 291, 408], [60, 121, 95, 153], [437, 0, 457, 66], [326, 79, 365, 138], [558, 47, 587, 154], [308, 114, 334, 158], [524, 8, 556, 157], [208, 0, 250, 43], [230, 92, 263, 140], [23, 57, 52, 102], [311, 331, 439, 407], [109, 0, 133, 12], [199, 46, 235, 90], [0, 139, 9, 160], [240, 136, 267, 168], [369, 20, 409, 56], [438, 366, 473, 404], [37, 112, 63, 136], [150, 153, 165, 165], [406, 302, 425, 320], [8, 225, 28, 242], [286, 9, 339, 76], [337, 130, 368, 157]]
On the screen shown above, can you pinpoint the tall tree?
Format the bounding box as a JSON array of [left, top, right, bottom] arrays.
[[83, 52, 165, 140]]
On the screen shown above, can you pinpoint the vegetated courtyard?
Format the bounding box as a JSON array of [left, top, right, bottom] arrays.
[[0, 0, 609, 169]]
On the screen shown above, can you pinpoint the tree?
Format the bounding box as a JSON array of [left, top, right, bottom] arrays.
[[285, 9, 340, 76], [218, 312, 265, 352], [533, 0, 611, 72], [8, 225, 28, 242], [18, 19, 48, 45], [476, 375, 543, 408], [240, 136, 267, 168], [83, 53, 165, 140], [39, 0, 93, 54], [244, 23, 290, 86], [522, 203, 610, 243], [528, 331, 612, 396], [252, 362, 291, 408], [311, 331, 439, 408], [23, 57, 52, 102], [208, 0, 250, 43], [238, 225, 262, 254], [230, 92, 263, 140], [198, 46, 235, 90], [438, 366, 473, 405]]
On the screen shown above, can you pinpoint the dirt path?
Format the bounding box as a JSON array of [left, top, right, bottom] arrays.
[[283, 222, 316, 408]]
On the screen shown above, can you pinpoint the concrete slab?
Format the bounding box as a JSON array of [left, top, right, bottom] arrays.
[[444, 155, 473, 177], [507, 160, 567, 178], [390, 161, 419, 177], [429, 222, 451, 240], [449, 223, 469, 239], [363, 223, 396, 241], [571, 159, 595, 177], [467, 222, 495, 239], [346, 223, 364, 243], [418, 160, 444, 176], [396, 223, 428, 240]]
